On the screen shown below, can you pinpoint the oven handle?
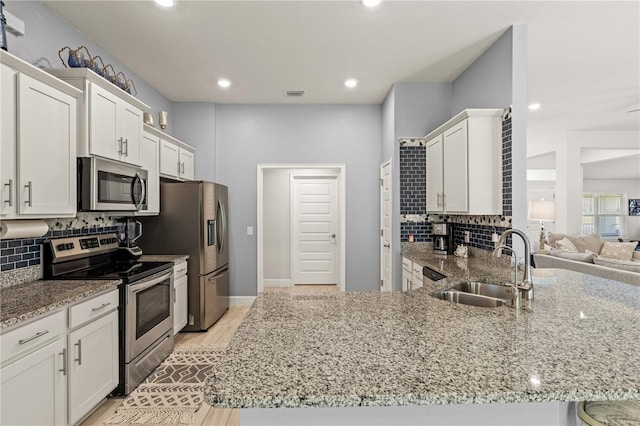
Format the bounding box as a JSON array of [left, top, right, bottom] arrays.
[[129, 270, 172, 294]]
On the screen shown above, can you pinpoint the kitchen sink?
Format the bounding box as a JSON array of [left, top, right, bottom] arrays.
[[450, 281, 517, 300], [433, 290, 509, 308]]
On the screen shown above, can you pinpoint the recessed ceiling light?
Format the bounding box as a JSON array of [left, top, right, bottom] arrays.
[[218, 79, 231, 88], [154, 0, 175, 8], [362, 0, 382, 7], [528, 103, 541, 111], [344, 79, 358, 89]]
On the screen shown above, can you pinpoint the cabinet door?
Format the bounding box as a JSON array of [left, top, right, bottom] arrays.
[[89, 83, 120, 161], [402, 268, 411, 292], [443, 120, 468, 213], [17, 73, 76, 216], [0, 338, 66, 426], [426, 135, 444, 213], [160, 140, 180, 179], [119, 103, 142, 166], [1, 64, 17, 217], [174, 274, 188, 334], [139, 132, 160, 215], [68, 310, 119, 425], [179, 148, 195, 180]]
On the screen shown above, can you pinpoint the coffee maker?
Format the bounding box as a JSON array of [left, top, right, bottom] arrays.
[[118, 217, 143, 258], [432, 222, 454, 255]]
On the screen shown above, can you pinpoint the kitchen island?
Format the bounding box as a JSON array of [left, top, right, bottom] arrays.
[[204, 265, 640, 425]]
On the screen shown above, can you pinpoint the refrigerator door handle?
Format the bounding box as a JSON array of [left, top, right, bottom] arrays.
[[217, 198, 226, 254]]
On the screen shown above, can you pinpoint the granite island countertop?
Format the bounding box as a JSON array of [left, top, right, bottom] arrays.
[[205, 268, 640, 409], [0, 279, 121, 330]]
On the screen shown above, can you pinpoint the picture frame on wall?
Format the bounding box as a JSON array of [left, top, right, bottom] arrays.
[[629, 199, 640, 216]]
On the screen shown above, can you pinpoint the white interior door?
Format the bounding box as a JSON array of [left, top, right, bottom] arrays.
[[292, 176, 338, 285], [380, 160, 392, 292]]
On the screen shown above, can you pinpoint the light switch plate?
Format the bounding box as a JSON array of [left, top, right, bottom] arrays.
[[247, 226, 254, 236]]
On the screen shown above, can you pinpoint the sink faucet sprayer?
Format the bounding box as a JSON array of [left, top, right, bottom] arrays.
[[492, 229, 533, 309]]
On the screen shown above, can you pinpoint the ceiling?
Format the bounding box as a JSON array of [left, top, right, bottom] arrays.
[[43, 0, 640, 145]]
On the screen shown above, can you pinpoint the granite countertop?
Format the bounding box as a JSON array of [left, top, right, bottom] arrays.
[[0, 279, 121, 330], [138, 254, 189, 264], [402, 243, 513, 285], [205, 268, 640, 409]]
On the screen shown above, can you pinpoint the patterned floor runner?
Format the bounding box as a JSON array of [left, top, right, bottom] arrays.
[[106, 344, 224, 424]]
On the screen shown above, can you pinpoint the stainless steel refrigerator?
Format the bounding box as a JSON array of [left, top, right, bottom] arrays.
[[138, 181, 229, 331]]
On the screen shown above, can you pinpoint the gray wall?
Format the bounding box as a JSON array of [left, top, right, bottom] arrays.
[[451, 27, 514, 115], [5, 1, 173, 127], [172, 103, 217, 182], [215, 104, 382, 296]]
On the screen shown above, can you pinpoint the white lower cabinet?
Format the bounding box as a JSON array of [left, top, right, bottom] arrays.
[[0, 337, 67, 426], [67, 309, 119, 425], [0, 289, 119, 425], [173, 261, 189, 334], [402, 257, 412, 292]]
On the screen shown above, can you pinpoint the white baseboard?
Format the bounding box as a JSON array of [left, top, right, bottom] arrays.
[[229, 296, 256, 307], [263, 278, 293, 287]]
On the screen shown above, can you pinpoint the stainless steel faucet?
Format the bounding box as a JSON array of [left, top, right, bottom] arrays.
[[492, 229, 534, 305]]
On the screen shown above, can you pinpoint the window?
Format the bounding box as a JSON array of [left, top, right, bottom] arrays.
[[582, 193, 626, 237]]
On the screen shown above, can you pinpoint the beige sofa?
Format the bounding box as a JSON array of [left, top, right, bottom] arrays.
[[533, 233, 640, 286]]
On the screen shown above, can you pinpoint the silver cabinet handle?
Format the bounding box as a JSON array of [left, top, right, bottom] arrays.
[[18, 329, 49, 345], [117, 137, 124, 155], [436, 193, 441, 207], [4, 179, 12, 206], [59, 348, 67, 376], [123, 139, 129, 156], [24, 181, 32, 207], [177, 161, 181, 175], [176, 267, 187, 275], [91, 302, 111, 312], [74, 340, 82, 365], [181, 162, 185, 174], [173, 288, 176, 303]]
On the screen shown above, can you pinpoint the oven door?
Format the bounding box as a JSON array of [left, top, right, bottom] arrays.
[[125, 270, 173, 362], [79, 157, 147, 211]]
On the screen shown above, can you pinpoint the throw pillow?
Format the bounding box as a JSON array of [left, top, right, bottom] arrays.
[[593, 257, 640, 273], [598, 242, 639, 261], [582, 233, 604, 254], [555, 237, 578, 253], [633, 250, 640, 261], [549, 248, 595, 263]]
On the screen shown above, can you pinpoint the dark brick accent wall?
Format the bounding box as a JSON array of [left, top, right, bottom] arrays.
[[452, 223, 511, 252], [400, 222, 432, 242], [0, 225, 123, 272], [502, 114, 512, 216], [399, 146, 426, 215]]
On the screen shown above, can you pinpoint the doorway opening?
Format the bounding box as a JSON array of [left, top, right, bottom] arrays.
[[257, 164, 346, 294]]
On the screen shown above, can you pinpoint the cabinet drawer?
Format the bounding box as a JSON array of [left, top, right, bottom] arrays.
[[402, 256, 412, 272], [69, 289, 119, 330], [1, 310, 66, 365], [173, 261, 187, 280]]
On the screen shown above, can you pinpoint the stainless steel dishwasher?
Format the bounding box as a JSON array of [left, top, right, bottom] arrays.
[[423, 266, 446, 286]]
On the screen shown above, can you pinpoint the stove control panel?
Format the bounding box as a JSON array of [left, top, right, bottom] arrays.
[[48, 233, 120, 261]]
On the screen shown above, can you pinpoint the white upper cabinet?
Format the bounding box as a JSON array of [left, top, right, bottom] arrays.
[[137, 131, 161, 215], [424, 109, 503, 215], [146, 125, 196, 181], [1, 51, 81, 219], [47, 68, 149, 167]]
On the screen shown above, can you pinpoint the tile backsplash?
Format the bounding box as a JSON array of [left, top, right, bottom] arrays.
[[399, 107, 513, 251], [1, 213, 124, 275]]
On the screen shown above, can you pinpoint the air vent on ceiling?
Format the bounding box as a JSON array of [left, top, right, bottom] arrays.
[[284, 90, 305, 97]]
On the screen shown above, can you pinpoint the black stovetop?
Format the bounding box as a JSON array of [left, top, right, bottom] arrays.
[[53, 260, 172, 284]]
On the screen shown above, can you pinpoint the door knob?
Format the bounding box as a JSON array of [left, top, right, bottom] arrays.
[[330, 234, 336, 238], [384, 243, 390, 248]]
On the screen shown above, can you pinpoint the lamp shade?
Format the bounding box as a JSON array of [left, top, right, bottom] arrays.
[[528, 200, 556, 222]]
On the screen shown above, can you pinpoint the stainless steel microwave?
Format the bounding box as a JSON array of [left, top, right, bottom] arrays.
[[77, 157, 147, 211]]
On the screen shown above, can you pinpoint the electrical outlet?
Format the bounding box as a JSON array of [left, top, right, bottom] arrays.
[[464, 231, 470, 243], [247, 226, 254, 236]]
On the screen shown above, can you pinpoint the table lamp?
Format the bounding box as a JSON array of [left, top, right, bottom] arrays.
[[528, 199, 556, 253]]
